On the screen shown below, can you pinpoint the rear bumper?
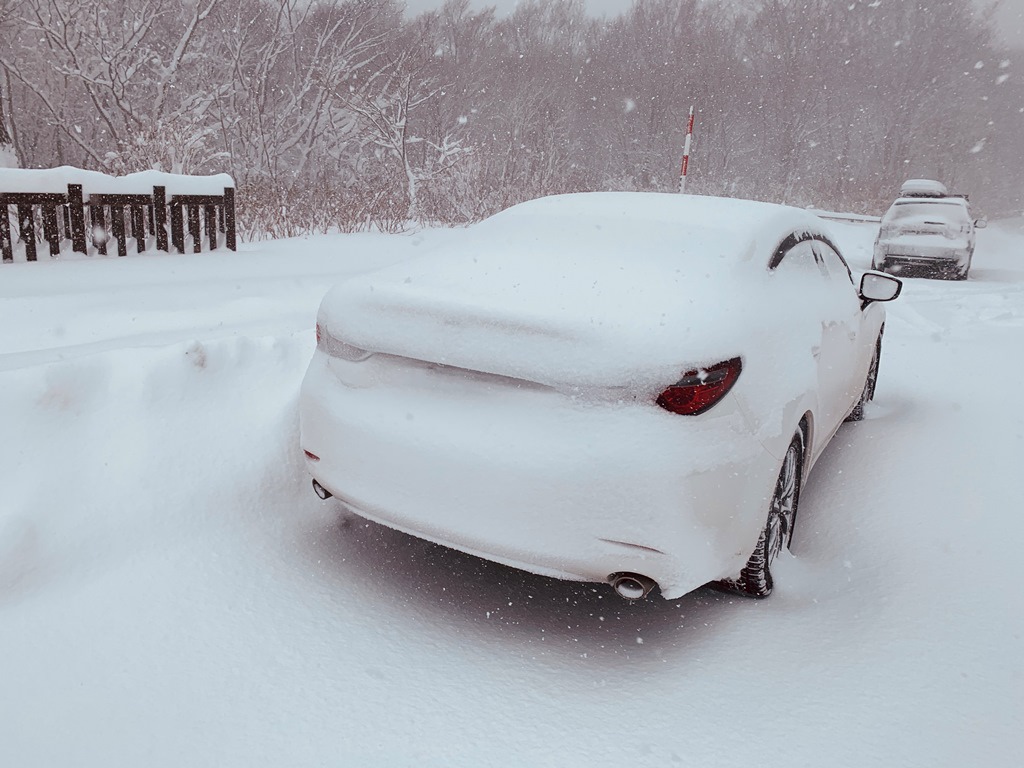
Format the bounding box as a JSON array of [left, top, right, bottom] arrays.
[[298, 351, 780, 599], [873, 238, 972, 271]]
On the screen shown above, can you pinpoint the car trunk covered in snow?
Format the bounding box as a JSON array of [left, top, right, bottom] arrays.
[[317, 192, 831, 396]]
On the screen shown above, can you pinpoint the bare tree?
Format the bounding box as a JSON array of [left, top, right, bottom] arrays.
[[0, 0, 21, 165], [335, 11, 475, 224], [0, 69, 15, 167], [0, 0, 1015, 229], [1, 0, 226, 172]]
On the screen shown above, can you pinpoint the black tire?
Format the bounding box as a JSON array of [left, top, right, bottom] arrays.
[[938, 263, 964, 281], [846, 333, 881, 423], [718, 432, 804, 599]]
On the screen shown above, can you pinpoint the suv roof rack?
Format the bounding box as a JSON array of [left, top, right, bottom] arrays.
[[900, 178, 948, 197]]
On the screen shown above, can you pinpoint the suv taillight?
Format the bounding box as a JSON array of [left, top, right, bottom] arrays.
[[656, 357, 742, 416]]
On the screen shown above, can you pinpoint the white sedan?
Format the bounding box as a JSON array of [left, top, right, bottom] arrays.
[[299, 192, 901, 600]]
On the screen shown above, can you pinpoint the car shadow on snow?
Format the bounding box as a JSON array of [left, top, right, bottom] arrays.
[[301, 506, 759, 662]]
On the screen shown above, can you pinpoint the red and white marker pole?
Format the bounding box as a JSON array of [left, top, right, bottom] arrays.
[[679, 105, 695, 194]]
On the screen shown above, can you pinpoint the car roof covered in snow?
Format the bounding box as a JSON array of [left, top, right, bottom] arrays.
[[472, 191, 831, 267]]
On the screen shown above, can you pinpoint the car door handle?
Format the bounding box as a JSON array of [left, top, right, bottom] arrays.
[[811, 345, 821, 359]]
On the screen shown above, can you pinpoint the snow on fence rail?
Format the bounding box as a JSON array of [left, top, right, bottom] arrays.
[[0, 167, 236, 263]]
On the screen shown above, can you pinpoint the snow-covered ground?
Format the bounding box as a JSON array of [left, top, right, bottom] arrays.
[[1, 216, 1022, 767]]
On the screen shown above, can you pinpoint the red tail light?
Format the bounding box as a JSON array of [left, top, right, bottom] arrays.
[[315, 322, 322, 346], [656, 357, 742, 416]]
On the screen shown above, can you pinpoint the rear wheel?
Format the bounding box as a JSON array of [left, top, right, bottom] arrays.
[[718, 432, 804, 599], [938, 263, 964, 280]]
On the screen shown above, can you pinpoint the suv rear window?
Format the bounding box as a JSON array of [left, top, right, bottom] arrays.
[[886, 200, 969, 223]]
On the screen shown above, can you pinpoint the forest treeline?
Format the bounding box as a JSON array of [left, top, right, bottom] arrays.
[[1, 0, 1020, 238]]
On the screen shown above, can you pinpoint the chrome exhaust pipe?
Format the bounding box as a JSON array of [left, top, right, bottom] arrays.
[[311, 479, 332, 500], [609, 572, 657, 600]]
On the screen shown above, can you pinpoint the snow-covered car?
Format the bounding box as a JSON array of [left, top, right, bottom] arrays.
[[872, 192, 986, 280], [299, 192, 902, 601]]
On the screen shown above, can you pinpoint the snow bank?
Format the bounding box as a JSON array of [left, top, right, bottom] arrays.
[[1, 219, 1022, 768], [0, 332, 313, 594]]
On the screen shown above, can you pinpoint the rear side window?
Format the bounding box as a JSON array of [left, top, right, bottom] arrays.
[[769, 232, 822, 272], [769, 233, 849, 283], [813, 241, 854, 285], [773, 241, 818, 271]]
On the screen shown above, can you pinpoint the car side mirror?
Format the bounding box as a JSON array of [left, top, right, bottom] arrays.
[[974, 218, 987, 229], [860, 271, 902, 303]]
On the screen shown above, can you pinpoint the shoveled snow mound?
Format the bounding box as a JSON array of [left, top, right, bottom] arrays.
[[0, 218, 1021, 767]]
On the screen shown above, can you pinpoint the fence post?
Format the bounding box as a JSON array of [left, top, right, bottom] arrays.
[[110, 203, 127, 256], [91, 200, 108, 255], [153, 186, 168, 252], [224, 187, 237, 251], [170, 201, 184, 253], [0, 200, 11, 263], [17, 203, 37, 262], [187, 204, 201, 253], [130, 204, 145, 253], [67, 184, 87, 255], [204, 204, 216, 251], [41, 204, 60, 256]]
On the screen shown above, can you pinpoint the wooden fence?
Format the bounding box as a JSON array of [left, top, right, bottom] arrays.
[[0, 183, 236, 263]]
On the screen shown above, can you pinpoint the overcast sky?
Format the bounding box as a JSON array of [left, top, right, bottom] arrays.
[[402, 0, 1024, 48]]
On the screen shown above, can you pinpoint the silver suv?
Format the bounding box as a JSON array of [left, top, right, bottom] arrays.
[[872, 180, 986, 280]]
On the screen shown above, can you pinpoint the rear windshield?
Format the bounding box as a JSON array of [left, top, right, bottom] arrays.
[[886, 200, 969, 223]]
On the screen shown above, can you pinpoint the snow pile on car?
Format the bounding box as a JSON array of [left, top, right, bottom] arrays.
[[318, 192, 835, 399]]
